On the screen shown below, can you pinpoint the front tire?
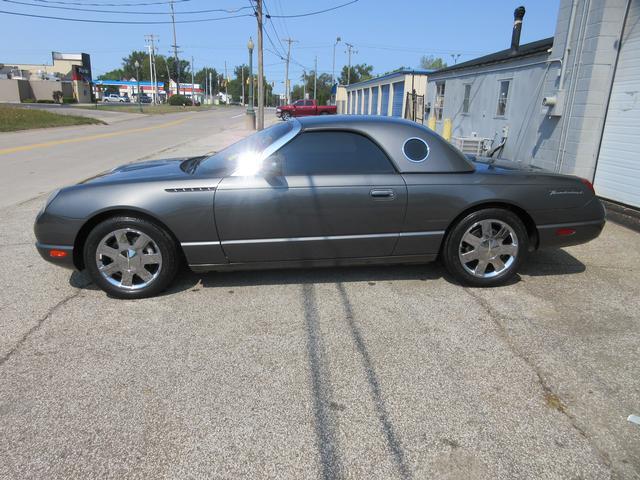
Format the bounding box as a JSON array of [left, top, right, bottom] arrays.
[[442, 208, 528, 287], [281, 111, 291, 120], [84, 216, 180, 299]]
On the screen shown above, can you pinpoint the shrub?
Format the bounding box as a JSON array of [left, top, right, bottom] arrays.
[[22, 98, 36, 103], [62, 97, 77, 104], [168, 94, 192, 106], [36, 99, 55, 104], [52, 90, 63, 104]]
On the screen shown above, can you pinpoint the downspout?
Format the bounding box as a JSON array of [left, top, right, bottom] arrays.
[[555, 0, 591, 173], [559, 0, 579, 89]]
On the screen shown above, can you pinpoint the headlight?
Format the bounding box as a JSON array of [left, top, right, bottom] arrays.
[[276, 108, 281, 112]]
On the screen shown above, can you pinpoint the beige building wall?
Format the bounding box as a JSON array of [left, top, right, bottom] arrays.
[[335, 85, 347, 113], [0, 79, 24, 102]]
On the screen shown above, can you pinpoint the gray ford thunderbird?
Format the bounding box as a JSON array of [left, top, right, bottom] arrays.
[[35, 116, 605, 298]]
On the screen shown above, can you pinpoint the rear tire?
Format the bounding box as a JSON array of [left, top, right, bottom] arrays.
[[442, 208, 528, 287], [84, 216, 180, 299]]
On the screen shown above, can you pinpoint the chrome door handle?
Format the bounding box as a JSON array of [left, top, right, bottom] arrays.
[[370, 189, 395, 199]]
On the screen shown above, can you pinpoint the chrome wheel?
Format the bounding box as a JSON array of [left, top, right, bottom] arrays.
[[458, 219, 519, 279], [95, 228, 162, 290]]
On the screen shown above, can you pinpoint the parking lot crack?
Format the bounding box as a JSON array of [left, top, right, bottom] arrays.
[[0, 289, 84, 369], [463, 288, 614, 474]]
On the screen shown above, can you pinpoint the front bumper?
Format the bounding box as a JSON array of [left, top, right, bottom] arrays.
[[35, 243, 76, 269]]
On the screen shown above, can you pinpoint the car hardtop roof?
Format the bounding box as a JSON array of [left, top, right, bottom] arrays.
[[293, 115, 475, 174], [297, 114, 422, 131]]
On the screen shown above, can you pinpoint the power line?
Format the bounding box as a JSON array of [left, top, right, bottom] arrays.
[[28, 0, 190, 5], [266, 0, 358, 18], [1, 0, 253, 15], [262, 1, 286, 56], [0, 8, 253, 23]]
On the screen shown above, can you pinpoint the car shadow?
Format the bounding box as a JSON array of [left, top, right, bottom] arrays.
[[69, 248, 586, 296]]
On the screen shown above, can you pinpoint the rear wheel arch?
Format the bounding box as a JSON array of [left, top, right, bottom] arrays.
[[442, 202, 539, 253], [73, 208, 185, 270]]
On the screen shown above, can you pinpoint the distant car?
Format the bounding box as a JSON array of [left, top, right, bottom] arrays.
[[276, 99, 336, 119], [103, 94, 129, 103], [34, 116, 605, 299], [138, 94, 152, 104]]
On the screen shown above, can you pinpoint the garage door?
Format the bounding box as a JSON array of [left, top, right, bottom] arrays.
[[594, 1, 640, 208], [371, 86, 379, 115], [392, 81, 404, 117], [363, 88, 370, 114], [380, 84, 390, 116]]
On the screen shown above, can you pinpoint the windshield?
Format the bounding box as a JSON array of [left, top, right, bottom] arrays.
[[188, 121, 294, 176]]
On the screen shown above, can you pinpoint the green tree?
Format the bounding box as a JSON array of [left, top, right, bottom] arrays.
[[194, 67, 219, 93], [121, 51, 148, 79], [290, 71, 333, 105], [338, 63, 374, 85], [419, 55, 447, 70], [97, 68, 125, 80]]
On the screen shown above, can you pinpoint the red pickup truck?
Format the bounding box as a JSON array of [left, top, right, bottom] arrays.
[[276, 99, 337, 120]]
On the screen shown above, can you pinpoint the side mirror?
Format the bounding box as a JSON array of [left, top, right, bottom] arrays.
[[262, 156, 282, 177]]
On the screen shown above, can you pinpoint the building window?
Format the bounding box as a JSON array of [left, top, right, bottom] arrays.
[[496, 80, 511, 116], [462, 84, 471, 114], [434, 82, 445, 120]]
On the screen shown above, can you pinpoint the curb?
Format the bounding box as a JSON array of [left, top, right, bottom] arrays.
[[601, 199, 640, 234]]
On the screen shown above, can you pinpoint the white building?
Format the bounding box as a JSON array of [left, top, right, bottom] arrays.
[[427, 0, 640, 208], [343, 69, 431, 122]]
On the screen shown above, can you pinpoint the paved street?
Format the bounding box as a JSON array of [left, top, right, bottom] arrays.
[[0, 112, 639, 479], [0, 106, 252, 208]]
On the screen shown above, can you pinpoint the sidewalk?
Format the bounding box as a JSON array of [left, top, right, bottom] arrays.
[[145, 115, 279, 160]]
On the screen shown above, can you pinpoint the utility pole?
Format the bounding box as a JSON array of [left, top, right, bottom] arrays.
[[241, 66, 245, 106], [313, 56, 317, 101], [332, 36, 341, 85], [191, 56, 195, 104], [209, 71, 212, 103], [169, 0, 180, 95], [224, 61, 228, 104], [255, 0, 264, 130], [345, 42, 357, 85], [144, 34, 158, 104], [302, 70, 306, 99], [283, 37, 297, 105]]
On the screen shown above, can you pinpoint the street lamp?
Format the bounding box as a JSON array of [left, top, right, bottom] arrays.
[[134, 60, 142, 113], [246, 37, 256, 130], [332, 36, 341, 85]]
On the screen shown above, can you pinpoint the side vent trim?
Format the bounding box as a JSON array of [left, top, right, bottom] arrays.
[[165, 187, 217, 193]]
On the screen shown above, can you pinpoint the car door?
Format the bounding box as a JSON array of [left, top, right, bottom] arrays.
[[299, 100, 315, 116], [215, 130, 408, 263], [290, 100, 305, 116]]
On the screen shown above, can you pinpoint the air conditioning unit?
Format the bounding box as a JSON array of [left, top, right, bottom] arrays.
[[452, 136, 491, 155]]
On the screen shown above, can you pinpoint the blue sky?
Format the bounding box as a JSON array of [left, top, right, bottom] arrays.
[[1, 0, 560, 93]]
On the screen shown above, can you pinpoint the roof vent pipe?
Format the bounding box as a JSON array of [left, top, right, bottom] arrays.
[[511, 6, 526, 52]]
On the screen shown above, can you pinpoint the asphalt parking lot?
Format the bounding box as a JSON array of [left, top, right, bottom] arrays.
[[1, 191, 639, 479]]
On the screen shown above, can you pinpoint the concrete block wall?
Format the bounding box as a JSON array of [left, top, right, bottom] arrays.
[[549, 0, 628, 180]]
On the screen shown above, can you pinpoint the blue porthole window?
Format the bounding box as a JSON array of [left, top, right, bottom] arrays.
[[402, 137, 430, 162]]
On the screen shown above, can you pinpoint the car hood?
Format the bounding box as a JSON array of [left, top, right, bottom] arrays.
[[80, 156, 205, 185]]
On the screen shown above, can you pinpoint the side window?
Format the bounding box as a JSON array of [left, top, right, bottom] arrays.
[[276, 131, 395, 175], [496, 80, 511, 116], [434, 81, 446, 120], [462, 84, 471, 114], [304, 100, 314, 106], [294, 100, 304, 106]]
